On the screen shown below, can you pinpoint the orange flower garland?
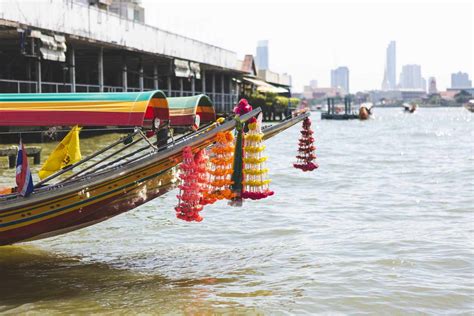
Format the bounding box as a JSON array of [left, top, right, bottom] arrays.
[[201, 131, 236, 204]]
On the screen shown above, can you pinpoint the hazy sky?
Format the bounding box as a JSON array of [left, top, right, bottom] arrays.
[[142, 0, 473, 93]]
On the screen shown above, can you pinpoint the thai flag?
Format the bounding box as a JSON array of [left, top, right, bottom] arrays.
[[16, 139, 34, 197]]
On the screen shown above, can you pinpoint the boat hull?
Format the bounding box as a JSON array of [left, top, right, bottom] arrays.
[[0, 111, 309, 246], [0, 158, 179, 246]]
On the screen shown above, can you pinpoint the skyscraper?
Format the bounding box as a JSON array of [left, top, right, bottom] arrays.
[[399, 64, 425, 90], [256, 40, 269, 70], [381, 41, 397, 90], [428, 77, 437, 94], [331, 66, 349, 94], [451, 72, 472, 89]]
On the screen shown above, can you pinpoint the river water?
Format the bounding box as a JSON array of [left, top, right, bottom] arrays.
[[0, 108, 473, 314]]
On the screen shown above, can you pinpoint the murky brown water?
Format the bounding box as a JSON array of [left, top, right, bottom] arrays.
[[1, 108, 473, 314]]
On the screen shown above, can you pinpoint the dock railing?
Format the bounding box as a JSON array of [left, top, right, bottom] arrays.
[[0, 78, 238, 114]]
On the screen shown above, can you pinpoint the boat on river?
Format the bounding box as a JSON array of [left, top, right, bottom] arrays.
[[403, 102, 417, 113], [464, 100, 474, 112], [0, 91, 309, 246], [358, 102, 373, 120]]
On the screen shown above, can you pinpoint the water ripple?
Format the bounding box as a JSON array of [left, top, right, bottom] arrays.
[[0, 108, 473, 314]]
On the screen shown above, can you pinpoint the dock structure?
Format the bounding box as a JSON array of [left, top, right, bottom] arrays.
[[0, 0, 248, 114], [321, 96, 359, 120], [0, 146, 41, 168]]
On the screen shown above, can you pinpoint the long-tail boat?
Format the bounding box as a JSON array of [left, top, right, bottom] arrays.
[[0, 91, 310, 246], [167, 94, 216, 128], [464, 100, 474, 113]]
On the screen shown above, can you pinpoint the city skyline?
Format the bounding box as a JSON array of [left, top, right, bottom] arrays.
[[381, 41, 397, 91], [143, 0, 472, 93], [256, 40, 269, 71], [451, 71, 472, 89], [399, 64, 426, 91], [331, 66, 350, 94]]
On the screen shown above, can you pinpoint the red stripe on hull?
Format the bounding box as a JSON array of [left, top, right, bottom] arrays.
[[170, 113, 215, 126], [170, 115, 194, 126], [0, 171, 176, 245], [199, 112, 216, 123]]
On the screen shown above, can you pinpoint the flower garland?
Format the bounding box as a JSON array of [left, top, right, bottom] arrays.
[[194, 148, 210, 205], [230, 99, 253, 206], [201, 131, 235, 204], [294, 117, 318, 172], [175, 147, 204, 222], [242, 115, 274, 200]]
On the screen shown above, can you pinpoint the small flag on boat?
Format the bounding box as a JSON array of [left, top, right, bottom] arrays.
[[16, 139, 34, 197], [39, 125, 82, 180]]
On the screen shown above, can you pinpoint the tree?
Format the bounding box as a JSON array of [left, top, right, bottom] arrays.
[[454, 90, 472, 104]]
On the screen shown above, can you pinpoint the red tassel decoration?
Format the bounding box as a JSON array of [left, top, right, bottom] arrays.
[[175, 147, 204, 222], [294, 117, 318, 172], [195, 149, 210, 205]]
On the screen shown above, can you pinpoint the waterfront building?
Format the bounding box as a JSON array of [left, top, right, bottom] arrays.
[[428, 77, 438, 94], [302, 86, 313, 99], [369, 89, 426, 103], [256, 40, 269, 70], [330, 66, 349, 94], [400, 90, 426, 100], [399, 64, 425, 91], [312, 87, 343, 99], [381, 41, 396, 90], [303, 87, 343, 100], [108, 0, 145, 23], [370, 90, 402, 104], [451, 72, 472, 89], [447, 87, 474, 96], [257, 70, 291, 90], [0, 0, 258, 113]]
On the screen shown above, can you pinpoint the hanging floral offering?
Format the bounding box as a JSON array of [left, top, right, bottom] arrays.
[[175, 147, 204, 222], [242, 115, 274, 200], [230, 99, 253, 206], [201, 131, 235, 204], [294, 117, 318, 172], [194, 148, 210, 203]]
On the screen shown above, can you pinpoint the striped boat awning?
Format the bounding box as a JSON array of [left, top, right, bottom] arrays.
[[167, 94, 216, 127], [0, 91, 169, 127]]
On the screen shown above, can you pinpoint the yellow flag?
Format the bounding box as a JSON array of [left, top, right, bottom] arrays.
[[39, 126, 82, 180]]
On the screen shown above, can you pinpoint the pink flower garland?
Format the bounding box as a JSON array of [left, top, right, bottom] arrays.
[[175, 147, 209, 222], [233, 98, 253, 116]]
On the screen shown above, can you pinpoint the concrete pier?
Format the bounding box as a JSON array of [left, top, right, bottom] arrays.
[[0, 146, 42, 168]]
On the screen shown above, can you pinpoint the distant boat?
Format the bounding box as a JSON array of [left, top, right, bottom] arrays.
[[358, 102, 373, 120], [464, 100, 474, 112], [403, 103, 417, 113]]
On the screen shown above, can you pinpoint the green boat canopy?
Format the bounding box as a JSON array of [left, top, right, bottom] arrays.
[[167, 94, 216, 127], [0, 91, 169, 127]]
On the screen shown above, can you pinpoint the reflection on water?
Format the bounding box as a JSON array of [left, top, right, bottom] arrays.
[[0, 246, 260, 314], [1, 108, 473, 313]]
